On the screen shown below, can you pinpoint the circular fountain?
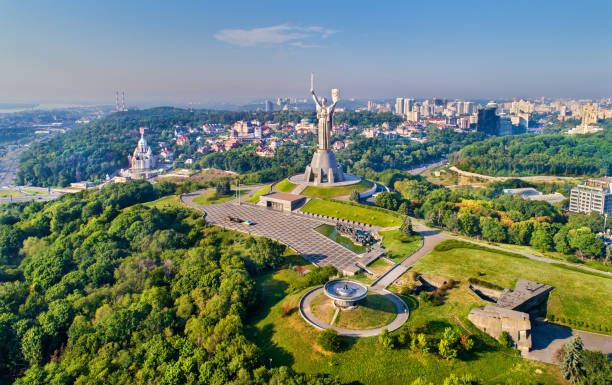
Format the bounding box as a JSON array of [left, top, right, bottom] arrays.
[[323, 279, 368, 308]]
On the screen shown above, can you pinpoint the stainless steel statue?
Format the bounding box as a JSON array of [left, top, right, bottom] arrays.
[[304, 74, 345, 184], [311, 75, 339, 150]]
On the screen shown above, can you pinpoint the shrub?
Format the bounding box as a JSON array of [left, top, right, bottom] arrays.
[[349, 189, 360, 202], [318, 329, 343, 352], [378, 328, 395, 349], [498, 331, 512, 348], [281, 302, 293, 317]]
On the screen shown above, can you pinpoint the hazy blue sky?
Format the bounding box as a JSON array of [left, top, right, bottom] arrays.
[[1, 0, 611, 104]]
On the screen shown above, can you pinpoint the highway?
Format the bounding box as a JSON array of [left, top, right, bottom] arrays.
[[0, 144, 64, 204]]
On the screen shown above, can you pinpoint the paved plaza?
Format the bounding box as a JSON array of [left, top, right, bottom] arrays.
[[182, 190, 371, 274]]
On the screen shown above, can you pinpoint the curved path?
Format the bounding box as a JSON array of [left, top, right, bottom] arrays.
[[299, 286, 409, 337]]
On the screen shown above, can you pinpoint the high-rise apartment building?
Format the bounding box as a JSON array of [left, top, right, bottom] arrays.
[[569, 178, 612, 215], [395, 98, 404, 115], [367, 100, 375, 112], [403, 98, 414, 114], [264, 100, 273, 112]]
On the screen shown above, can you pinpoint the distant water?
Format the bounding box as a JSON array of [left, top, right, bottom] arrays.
[[0, 103, 98, 114]]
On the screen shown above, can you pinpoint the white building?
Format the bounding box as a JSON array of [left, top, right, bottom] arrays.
[[569, 178, 612, 215]]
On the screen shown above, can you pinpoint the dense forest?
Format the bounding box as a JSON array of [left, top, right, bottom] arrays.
[[453, 130, 612, 177], [340, 127, 484, 173], [0, 180, 340, 384]]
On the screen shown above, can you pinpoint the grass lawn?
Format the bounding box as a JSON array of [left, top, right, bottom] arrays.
[[275, 179, 297, 193], [310, 293, 336, 324], [300, 198, 402, 227], [413, 241, 612, 333], [380, 229, 423, 263], [246, 266, 563, 385], [334, 293, 396, 329], [144, 195, 183, 209], [192, 189, 246, 205], [22, 189, 45, 195], [367, 258, 394, 276], [243, 184, 271, 204], [0, 190, 23, 197], [301, 179, 372, 198], [446, 232, 612, 274]]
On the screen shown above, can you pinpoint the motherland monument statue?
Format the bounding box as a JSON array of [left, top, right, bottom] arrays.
[[303, 73, 345, 184]]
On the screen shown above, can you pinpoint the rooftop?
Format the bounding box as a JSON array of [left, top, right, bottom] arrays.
[[496, 279, 553, 310], [470, 305, 530, 322], [263, 192, 305, 202]]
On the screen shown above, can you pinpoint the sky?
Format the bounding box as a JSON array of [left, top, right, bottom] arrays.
[[1, 0, 611, 104]]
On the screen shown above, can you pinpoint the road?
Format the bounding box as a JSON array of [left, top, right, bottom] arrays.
[[405, 159, 448, 176], [449, 166, 579, 183], [0, 147, 25, 187]]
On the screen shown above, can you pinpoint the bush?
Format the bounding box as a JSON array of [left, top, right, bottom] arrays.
[[216, 180, 231, 195], [378, 328, 395, 349], [281, 302, 293, 317], [498, 331, 512, 348], [349, 189, 360, 202], [318, 329, 343, 352]]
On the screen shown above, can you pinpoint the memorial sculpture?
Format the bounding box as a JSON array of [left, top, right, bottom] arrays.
[[303, 74, 345, 184]]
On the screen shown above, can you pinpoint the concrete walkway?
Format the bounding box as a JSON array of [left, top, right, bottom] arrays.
[[299, 286, 409, 337], [524, 322, 612, 363], [371, 222, 451, 290]]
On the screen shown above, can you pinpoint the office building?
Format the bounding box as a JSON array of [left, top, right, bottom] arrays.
[[477, 102, 500, 135], [569, 177, 612, 215]]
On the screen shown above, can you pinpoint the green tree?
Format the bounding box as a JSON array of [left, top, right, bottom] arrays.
[[349, 189, 360, 202], [318, 329, 343, 352], [508, 221, 534, 245], [580, 349, 612, 385], [554, 229, 572, 254], [400, 217, 414, 236], [530, 228, 553, 251], [375, 192, 400, 210], [398, 201, 410, 215], [480, 218, 507, 243], [562, 336, 584, 384], [21, 326, 45, 366], [216, 180, 231, 195], [458, 213, 480, 236]]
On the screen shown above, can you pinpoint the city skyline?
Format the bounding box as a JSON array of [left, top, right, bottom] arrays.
[[1, 0, 612, 104]]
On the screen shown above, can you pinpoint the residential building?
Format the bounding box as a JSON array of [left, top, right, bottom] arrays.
[[569, 177, 612, 215]]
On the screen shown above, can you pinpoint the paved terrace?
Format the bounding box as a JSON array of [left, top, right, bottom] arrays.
[[181, 190, 374, 274]]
